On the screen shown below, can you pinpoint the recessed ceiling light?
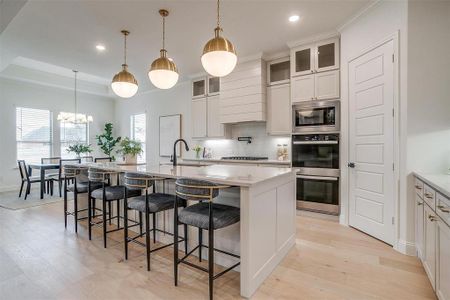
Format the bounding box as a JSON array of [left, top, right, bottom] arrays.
[[96, 44, 106, 51], [289, 15, 300, 22]]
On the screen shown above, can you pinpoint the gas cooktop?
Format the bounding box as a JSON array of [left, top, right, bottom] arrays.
[[221, 156, 269, 161]]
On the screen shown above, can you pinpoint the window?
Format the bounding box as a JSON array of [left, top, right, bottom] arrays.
[[16, 107, 52, 163], [60, 113, 89, 158], [130, 113, 146, 163]]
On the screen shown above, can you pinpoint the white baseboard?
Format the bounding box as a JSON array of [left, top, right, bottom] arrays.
[[394, 239, 416, 256]]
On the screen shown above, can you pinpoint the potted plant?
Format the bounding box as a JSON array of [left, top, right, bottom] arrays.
[[96, 123, 121, 161], [192, 145, 203, 159], [117, 137, 143, 164], [67, 143, 92, 158]]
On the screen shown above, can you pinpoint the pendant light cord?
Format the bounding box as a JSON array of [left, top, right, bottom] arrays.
[[162, 14, 166, 50], [123, 32, 127, 65], [217, 0, 220, 28]]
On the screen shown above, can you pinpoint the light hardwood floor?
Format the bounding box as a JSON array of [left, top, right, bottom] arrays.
[[0, 201, 435, 300]]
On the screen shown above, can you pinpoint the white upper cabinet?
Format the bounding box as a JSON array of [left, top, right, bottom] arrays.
[[315, 70, 340, 100], [291, 74, 315, 102], [207, 95, 230, 138], [192, 78, 207, 99], [316, 38, 340, 73], [291, 37, 340, 77], [267, 57, 290, 86], [208, 77, 220, 96], [191, 98, 207, 138], [267, 83, 291, 135]]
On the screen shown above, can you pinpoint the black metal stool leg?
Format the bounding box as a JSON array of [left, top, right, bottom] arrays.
[[92, 199, 96, 218], [108, 201, 112, 225], [124, 188, 128, 260], [174, 197, 179, 286], [102, 192, 107, 248], [199, 228, 203, 262], [145, 191, 151, 271], [153, 213, 156, 243], [88, 183, 92, 240], [184, 224, 188, 254], [63, 178, 68, 229], [208, 203, 214, 300], [139, 212, 143, 235]]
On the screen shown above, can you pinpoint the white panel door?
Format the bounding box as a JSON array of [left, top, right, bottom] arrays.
[[291, 74, 314, 103], [191, 98, 207, 138], [315, 70, 340, 100], [348, 40, 395, 244]]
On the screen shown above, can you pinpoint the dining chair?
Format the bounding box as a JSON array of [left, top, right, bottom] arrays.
[[17, 160, 54, 200], [41, 157, 61, 194], [56, 158, 82, 197], [94, 157, 112, 163]]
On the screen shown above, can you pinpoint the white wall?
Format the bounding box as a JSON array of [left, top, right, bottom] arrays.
[[339, 0, 410, 253], [0, 77, 115, 190], [406, 0, 450, 249], [114, 81, 193, 165]]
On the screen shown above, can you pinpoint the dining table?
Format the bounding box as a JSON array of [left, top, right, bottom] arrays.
[[28, 163, 60, 199]]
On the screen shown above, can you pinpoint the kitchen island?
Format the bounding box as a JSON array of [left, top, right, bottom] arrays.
[[88, 163, 296, 298]]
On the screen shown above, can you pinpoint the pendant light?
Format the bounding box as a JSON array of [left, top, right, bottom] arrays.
[[57, 70, 93, 123], [201, 0, 237, 77], [148, 9, 179, 89], [111, 30, 138, 98]]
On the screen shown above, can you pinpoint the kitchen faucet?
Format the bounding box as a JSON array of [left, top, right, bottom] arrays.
[[172, 139, 189, 166]]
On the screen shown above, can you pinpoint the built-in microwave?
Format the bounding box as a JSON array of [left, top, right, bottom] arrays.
[[292, 100, 340, 133]]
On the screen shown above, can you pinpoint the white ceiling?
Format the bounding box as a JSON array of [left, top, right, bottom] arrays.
[[1, 0, 372, 93]]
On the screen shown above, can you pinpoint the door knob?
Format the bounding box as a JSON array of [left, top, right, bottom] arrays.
[[348, 162, 355, 168]]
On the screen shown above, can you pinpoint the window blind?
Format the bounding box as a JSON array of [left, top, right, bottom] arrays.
[[16, 107, 52, 163], [130, 113, 146, 163]]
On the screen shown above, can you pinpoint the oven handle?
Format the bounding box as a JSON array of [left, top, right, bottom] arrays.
[[292, 141, 338, 145], [296, 175, 338, 181]]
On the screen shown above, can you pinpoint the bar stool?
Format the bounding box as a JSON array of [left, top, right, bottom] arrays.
[[87, 167, 141, 248], [173, 178, 240, 300], [63, 164, 103, 233], [123, 172, 187, 271]]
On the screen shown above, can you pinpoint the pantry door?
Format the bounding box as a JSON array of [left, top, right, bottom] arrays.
[[348, 39, 395, 245]]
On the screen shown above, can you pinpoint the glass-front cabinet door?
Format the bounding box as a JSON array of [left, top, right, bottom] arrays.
[[291, 45, 314, 77], [315, 38, 339, 73], [267, 57, 290, 85], [192, 78, 206, 98], [208, 77, 220, 95]]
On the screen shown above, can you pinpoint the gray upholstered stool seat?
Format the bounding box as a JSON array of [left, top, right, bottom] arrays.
[[128, 193, 180, 213], [178, 202, 240, 230], [91, 186, 141, 200], [68, 181, 103, 193]]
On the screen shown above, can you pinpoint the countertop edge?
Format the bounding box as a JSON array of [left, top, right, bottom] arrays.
[[413, 172, 450, 199], [182, 158, 291, 165]]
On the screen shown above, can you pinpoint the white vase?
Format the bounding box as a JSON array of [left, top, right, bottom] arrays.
[[124, 154, 137, 165]]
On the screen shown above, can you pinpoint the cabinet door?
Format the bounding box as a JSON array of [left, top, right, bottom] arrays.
[[191, 98, 207, 138], [437, 218, 450, 300], [268, 58, 290, 85], [423, 203, 437, 290], [192, 78, 206, 98], [315, 70, 340, 100], [291, 45, 314, 77], [207, 95, 227, 138], [267, 84, 291, 135], [291, 74, 314, 103], [208, 77, 220, 96], [416, 194, 425, 259], [316, 38, 340, 73]]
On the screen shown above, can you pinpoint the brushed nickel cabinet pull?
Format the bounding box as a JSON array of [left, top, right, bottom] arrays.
[[415, 185, 422, 190], [438, 205, 450, 213]]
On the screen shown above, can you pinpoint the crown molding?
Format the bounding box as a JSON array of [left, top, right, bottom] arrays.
[[286, 30, 340, 49], [337, 0, 381, 33]]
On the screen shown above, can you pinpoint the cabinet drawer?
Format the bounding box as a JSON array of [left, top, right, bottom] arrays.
[[414, 177, 424, 199], [437, 193, 450, 226], [423, 184, 436, 209]]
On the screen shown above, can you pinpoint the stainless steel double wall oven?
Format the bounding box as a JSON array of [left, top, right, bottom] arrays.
[[292, 100, 340, 215]]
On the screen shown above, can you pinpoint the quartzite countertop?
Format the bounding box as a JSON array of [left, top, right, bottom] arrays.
[[413, 172, 450, 198], [89, 163, 294, 187], [181, 158, 291, 166], [86, 162, 296, 298]]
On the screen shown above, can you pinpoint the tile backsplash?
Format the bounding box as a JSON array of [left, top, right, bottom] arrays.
[[189, 123, 291, 160]]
